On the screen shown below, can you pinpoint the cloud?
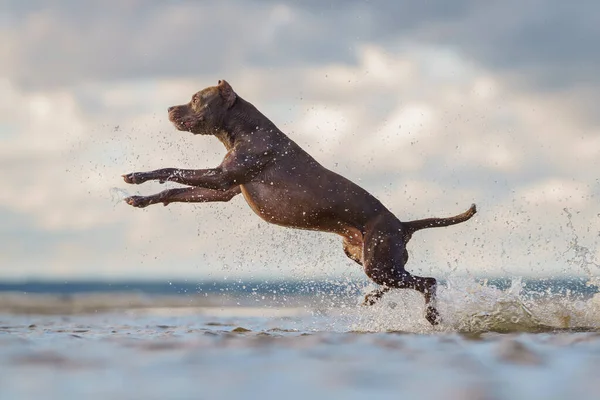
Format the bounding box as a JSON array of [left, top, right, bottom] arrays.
[[2, 1, 358, 90], [5, 1, 600, 97], [1, 1, 599, 281]]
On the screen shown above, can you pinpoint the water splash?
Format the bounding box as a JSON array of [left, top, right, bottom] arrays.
[[438, 276, 542, 333], [563, 207, 600, 278], [347, 275, 600, 334], [109, 187, 131, 205]]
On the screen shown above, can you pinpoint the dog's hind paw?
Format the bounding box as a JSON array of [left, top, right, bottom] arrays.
[[425, 305, 441, 326], [362, 294, 377, 306]]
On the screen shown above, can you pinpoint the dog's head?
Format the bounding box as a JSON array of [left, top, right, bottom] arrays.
[[168, 80, 237, 135]]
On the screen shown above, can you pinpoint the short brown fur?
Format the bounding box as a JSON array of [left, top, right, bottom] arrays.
[[122, 80, 477, 325]]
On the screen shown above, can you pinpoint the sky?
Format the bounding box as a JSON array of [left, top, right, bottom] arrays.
[[1, 0, 599, 282]]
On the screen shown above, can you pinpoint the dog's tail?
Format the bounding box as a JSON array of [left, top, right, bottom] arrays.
[[403, 204, 477, 234]]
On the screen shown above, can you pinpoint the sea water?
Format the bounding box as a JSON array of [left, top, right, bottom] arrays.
[[2, 277, 600, 399]]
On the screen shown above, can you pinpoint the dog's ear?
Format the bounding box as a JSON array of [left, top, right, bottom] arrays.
[[217, 80, 236, 108]]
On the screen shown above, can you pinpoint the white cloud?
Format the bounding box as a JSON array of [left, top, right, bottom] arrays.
[[1, 15, 599, 281]]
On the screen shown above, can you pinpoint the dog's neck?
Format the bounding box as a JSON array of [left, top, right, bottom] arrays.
[[213, 129, 236, 149], [217, 97, 281, 149]]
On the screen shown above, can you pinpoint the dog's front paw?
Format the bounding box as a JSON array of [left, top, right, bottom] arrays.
[[124, 196, 151, 208], [122, 172, 147, 184], [425, 305, 441, 326]]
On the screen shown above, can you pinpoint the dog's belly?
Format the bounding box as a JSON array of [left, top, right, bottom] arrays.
[[240, 182, 358, 233]]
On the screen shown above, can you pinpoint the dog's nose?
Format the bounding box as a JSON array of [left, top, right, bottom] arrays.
[[168, 106, 175, 113]]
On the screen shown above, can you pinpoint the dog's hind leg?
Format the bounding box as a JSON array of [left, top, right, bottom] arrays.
[[342, 237, 364, 265], [361, 219, 440, 325]]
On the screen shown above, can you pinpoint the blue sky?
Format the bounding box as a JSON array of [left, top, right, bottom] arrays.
[[1, 1, 599, 281]]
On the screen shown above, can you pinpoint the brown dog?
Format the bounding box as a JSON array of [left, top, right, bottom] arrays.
[[122, 80, 477, 325]]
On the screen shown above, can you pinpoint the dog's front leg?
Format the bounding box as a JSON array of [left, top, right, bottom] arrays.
[[122, 149, 271, 190], [122, 167, 236, 190], [124, 186, 241, 208]]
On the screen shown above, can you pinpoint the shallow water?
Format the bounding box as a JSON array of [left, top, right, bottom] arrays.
[[3, 278, 600, 399]]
